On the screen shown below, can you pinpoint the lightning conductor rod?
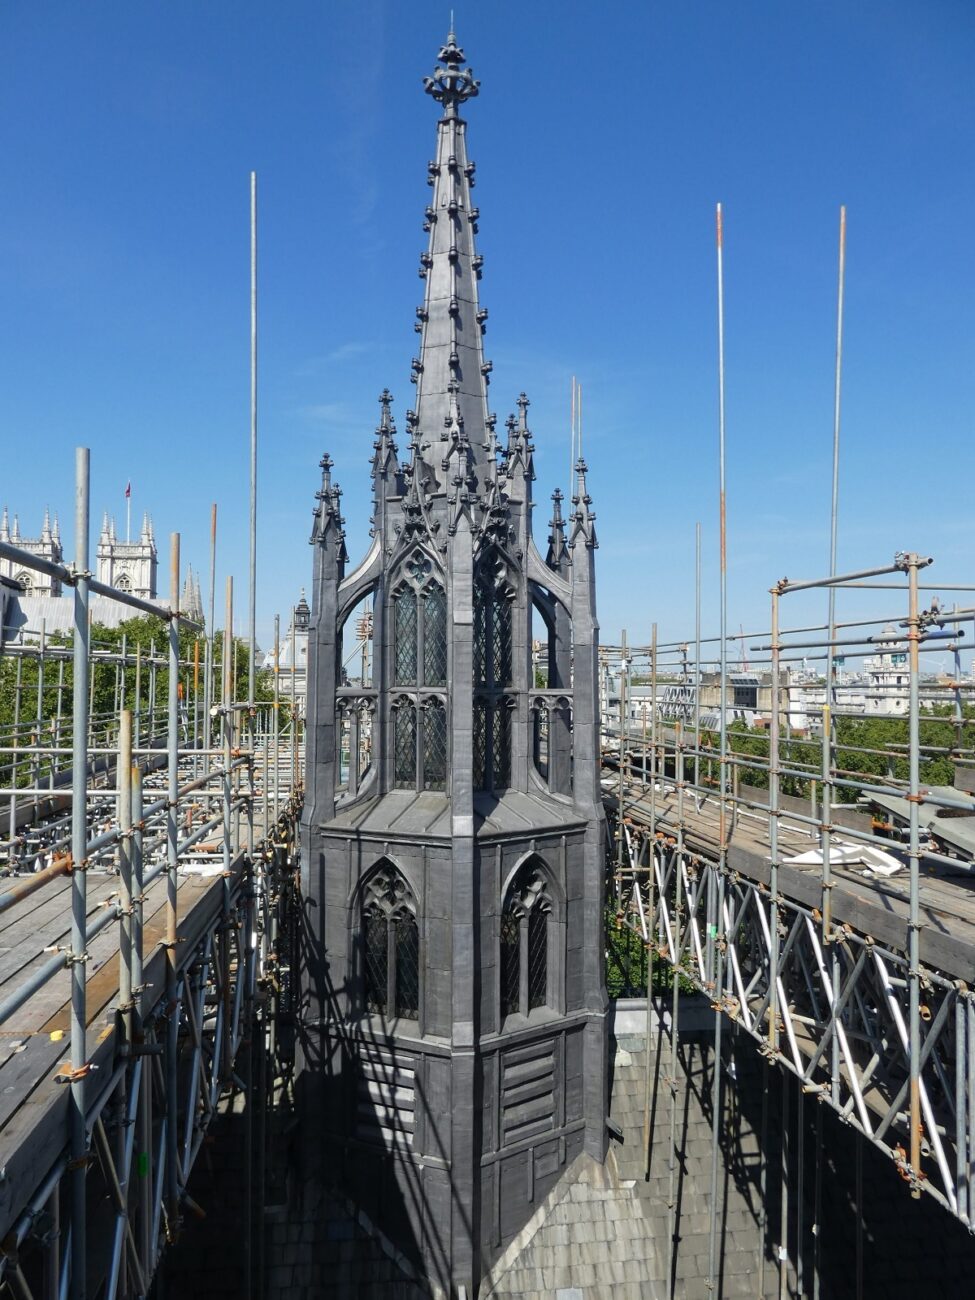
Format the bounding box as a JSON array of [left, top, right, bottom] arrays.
[[822, 206, 846, 939], [248, 169, 258, 706], [707, 199, 728, 1297], [570, 375, 577, 490]]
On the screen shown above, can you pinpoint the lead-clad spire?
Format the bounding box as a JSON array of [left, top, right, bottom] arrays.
[[412, 32, 492, 497]]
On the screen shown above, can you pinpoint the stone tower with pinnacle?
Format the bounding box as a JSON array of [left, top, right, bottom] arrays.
[[298, 32, 607, 1296]]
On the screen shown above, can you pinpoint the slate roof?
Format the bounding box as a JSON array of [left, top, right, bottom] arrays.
[[324, 788, 586, 839]]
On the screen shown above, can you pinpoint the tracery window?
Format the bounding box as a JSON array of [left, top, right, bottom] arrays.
[[362, 863, 420, 1020], [473, 550, 514, 791], [500, 860, 552, 1019], [390, 551, 448, 790], [14, 571, 32, 594], [115, 572, 132, 593]]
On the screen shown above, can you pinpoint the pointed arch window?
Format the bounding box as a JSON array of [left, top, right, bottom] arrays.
[[389, 552, 448, 791], [421, 698, 447, 791], [393, 588, 418, 684], [474, 550, 515, 792], [500, 861, 553, 1019], [362, 864, 420, 1020], [393, 698, 417, 788]]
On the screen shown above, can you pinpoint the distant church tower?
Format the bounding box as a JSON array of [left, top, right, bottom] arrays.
[[96, 512, 157, 598], [0, 508, 63, 595], [299, 33, 607, 1295]]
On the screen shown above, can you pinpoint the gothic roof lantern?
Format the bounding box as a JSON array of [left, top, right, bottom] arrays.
[[299, 36, 605, 1291]]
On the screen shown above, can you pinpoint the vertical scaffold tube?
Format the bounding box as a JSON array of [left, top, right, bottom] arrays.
[[667, 704, 684, 1298], [769, 587, 781, 1058], [118, 710, 134, 1049], [907, 553, 922, 1189], [204, 503, 217, 752], [69, 446, 91, 1300], [165, 534, 181, 1233], [273, 614, 280, 825], [221, 578, 234, 1086], [707, 200, 728, 1297]]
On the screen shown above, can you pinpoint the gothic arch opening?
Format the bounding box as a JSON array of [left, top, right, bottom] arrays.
[[389, 548, 447, 792], [499, 857, 561, 1021], [336, 590, 376, 795], [474, 547, 514, 792], [358, 861, 420, 1022]]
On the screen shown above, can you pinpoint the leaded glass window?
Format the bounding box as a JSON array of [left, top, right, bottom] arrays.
[[360, 863, 420, 1022], [500, 911, 520, 1018], [473, 552, 515, 792], [473, 700, 487, 790], [394, 914, 420, 1017], [491, 703, 511, 789], [500, 860, 553, 1020], [528, 907, 547, 1010], [474, 595, 486, 685], [493, 596, 512, 686], [423, 585, 447, 686], [422, 699, 447, 791], [394, 702, 416, 788], [389, 557, 447, 790], [364, 910, 388, 1014], [473, 578, 512, 688], [394, 589, 418, 685]]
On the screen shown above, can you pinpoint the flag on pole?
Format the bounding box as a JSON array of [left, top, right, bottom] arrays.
[[125, 481, 131, 499]]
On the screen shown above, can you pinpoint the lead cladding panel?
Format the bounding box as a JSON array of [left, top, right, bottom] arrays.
[[564, 1027, 584, 1124], [354, 1044, 417, 1150], [498, 1148, 532, 1241], [481, 1050, 499, 1152], [500, 1038, 556, 1147], [422, 1054, 452, 1162]]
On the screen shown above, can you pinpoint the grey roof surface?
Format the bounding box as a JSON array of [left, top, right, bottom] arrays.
[[3, 594, 167, 641], [869, 786, 975, 858], [325, 788, 585, 839]]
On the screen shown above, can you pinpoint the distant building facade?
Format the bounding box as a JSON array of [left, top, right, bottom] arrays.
[[259, 591, 310, 714], [95, 512, 157, 598], [0, 508, 63, 595]]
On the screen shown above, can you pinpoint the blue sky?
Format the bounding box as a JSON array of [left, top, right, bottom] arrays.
[[0, 2, 972, 664]]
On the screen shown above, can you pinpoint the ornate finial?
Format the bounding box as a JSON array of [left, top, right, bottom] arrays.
[[377, 389, 396, 432], [424, 31, 480, 115], [517, 392, 530, 427]]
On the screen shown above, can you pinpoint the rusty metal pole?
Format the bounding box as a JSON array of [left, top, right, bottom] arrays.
[[69, 446, 91, 1300], [203, 503, 217, 752]]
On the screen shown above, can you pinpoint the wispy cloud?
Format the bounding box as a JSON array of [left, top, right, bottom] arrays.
[[294, 341, 376, 377]]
